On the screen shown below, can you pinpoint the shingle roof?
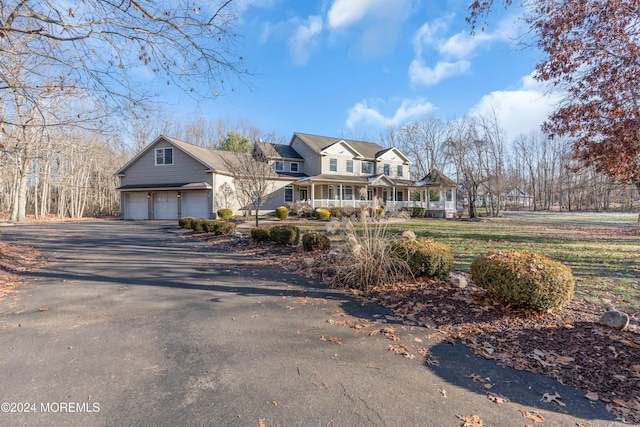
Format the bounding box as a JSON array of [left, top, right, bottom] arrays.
[[416, 169, 457, 187], [292, 132, 388, 159], [255, 141, 303, 160], [162, 135, 254, 173]]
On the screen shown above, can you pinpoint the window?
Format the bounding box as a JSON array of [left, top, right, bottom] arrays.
[[284, 185, 293, 203], [329, 158, 338, 172], [290, 162, 299, 172], [155, 148, 173, 165], [383, 164, 390, 176], [346, 159, 353, 173], [274, 161, 284, 172], [343, 186, 353, 200], [361, 161, 373, 175], [328, 186, 334, 200], [397, 165, 403, 177], [446, 189, 453, 202]]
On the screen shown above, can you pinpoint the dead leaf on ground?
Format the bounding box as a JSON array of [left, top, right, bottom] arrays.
[[520, 410, 545, 423], [258, 418, 266, 427], [37, 307, 49, 312], [457, 414, 484, 427], [585, 391, 599, 401], [541, 391, 566, 407], [486, 392, 508, 404], [328, 336, 342, 345]]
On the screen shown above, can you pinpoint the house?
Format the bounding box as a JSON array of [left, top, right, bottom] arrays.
[[115, 132, 458, 220]]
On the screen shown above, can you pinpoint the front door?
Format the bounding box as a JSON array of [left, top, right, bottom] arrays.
[[299, 188, 308, 201]]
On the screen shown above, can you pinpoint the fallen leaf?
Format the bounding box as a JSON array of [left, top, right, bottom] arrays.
[[258, 418, 266, 427], [585, 391, 599, 401], [328, 336, 342, 345], [439, 388, 447, 398], [541, 391, 566, 407], [520, 410, 545, 423], [457, 414, 484, 427], [37, 307, 49, 312], [487, 392, 509, 405]]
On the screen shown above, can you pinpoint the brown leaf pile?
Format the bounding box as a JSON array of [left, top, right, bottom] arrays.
[[0, 241, 41, 299]]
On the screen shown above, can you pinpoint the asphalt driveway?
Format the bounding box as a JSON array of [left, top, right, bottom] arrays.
[[0, 221, 626, 426]]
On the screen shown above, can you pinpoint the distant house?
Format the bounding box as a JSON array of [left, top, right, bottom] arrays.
[[115, 132, 458, 219]]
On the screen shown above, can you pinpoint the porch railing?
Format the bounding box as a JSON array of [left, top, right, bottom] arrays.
[[307, 199, 455, 211]]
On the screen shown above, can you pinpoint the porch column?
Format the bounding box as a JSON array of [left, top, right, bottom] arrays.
[[339, 184, 343, 207], [392, 186, 396, 207], [311, 183, 315, 208]]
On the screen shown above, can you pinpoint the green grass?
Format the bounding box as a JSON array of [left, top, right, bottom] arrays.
[[298, 217, 640, 313]]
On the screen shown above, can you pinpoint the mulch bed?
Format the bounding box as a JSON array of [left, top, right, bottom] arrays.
[[193, 232, 640, 423]]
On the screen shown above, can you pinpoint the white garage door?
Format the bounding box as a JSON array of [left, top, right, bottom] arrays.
[[125, 193, 148, 220], [154, 192, 178, 219], [182, 191, 209, 219]]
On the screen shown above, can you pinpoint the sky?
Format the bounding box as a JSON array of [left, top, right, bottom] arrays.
[[161, 0, 561, 145]]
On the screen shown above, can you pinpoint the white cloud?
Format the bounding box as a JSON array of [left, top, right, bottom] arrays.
[[408, 59, 470, 86], [409, 14, 521, 86], [346, 98, 434, 129], [470, 72, 562, 143], [327, 0, 411, 29], [288, 16, 323, 66]]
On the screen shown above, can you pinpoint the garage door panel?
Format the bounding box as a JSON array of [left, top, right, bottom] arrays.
[[125, 193, 148, 220], [182, 192, 209, 219], [154, 192, 178, 220]]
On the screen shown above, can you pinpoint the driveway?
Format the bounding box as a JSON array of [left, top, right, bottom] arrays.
[[0, 221, 625, 426]]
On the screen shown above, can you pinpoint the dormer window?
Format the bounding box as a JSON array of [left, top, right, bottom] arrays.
[[274, 161, 284, 172], [290, 162, 299, 172], [155, 148, 173, 165]]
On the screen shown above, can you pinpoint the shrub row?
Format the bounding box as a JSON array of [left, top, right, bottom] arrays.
[[250, 224, 301, 246], [178, 217, 236, 235]]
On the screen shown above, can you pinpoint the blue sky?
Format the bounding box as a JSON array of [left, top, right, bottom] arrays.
[[163, 0, 560, 144]]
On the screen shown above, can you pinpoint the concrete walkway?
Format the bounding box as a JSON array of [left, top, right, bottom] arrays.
[[0, 221, 625, 426]]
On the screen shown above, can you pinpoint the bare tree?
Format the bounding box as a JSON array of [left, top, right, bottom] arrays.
[[221, 151, 276, 226]]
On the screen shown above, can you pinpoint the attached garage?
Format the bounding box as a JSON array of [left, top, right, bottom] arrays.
[[182, 191, 210, 219], [154, 192, 179, 220], [124, 192, 149, 220]]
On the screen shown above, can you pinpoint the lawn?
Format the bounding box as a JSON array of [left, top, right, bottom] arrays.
[[296, 216, 640, 313]]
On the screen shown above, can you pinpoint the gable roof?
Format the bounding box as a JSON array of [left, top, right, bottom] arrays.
[[416, 169, 457, 187], [254, 141, 304, 160], [292, 132, 407, 161], [115, 135, 253, 176]]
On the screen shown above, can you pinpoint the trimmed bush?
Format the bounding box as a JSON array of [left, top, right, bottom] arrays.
[[314, 207, 331, 220], [470, 250, 575, 312], [402, 207, 426, 218], [178, 217, 195, 229], [327, 207, 344, 218], [202, 220, 236, 235], [275, 206, 289, 220], [392, 238, 454, 279], [216, 208, 233, 220], [190, 218, 206, 232], [302, 232, 331, 251], [269, 225, 300, 246], [251, 226, 271, 242]]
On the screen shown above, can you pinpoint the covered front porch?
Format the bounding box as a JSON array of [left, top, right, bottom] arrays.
[[291, 174, 457, 217]]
